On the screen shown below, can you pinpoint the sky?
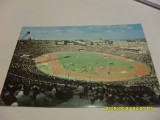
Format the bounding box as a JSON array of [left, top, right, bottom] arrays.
[[19, 24, 145, 40]]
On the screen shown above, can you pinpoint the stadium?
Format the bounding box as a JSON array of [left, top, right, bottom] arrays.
[[1, 25, 160, 107]]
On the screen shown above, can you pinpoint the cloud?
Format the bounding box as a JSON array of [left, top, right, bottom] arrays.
[[64, 27, 86, 34], [53, 30, 64, 32], [121, 30, 125, 33], [127, 26, 133, 30], [105, 30, 114, 33], [117, 25, 134, 30], [118, 25, 128, 28]]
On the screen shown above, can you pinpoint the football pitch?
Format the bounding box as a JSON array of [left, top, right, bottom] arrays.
[[56, 52, 134, 74]]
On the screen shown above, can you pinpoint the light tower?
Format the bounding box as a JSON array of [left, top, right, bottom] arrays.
[[19, 31, 30, 40]]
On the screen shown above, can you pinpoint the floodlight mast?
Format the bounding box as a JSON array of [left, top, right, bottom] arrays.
[[19, 31, 30, 40]]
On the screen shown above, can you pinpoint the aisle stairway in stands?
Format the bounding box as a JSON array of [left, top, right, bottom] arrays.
[[55, 95, 104, 108]]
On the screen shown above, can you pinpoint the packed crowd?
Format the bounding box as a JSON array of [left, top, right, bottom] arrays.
[[1, 73, 74, 107]]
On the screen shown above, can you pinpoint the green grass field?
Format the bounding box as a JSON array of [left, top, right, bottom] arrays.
[[56, 52, 134, 74]]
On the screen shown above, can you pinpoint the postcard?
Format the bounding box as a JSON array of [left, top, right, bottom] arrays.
[[1, 24, 159, 107]]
